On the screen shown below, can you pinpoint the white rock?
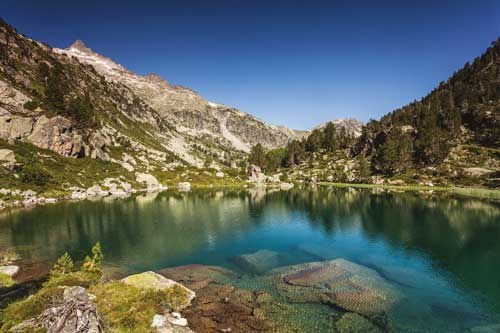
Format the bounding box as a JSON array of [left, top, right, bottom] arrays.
[[109, 190, 128, 197], [215, 171, 224, 178], [0, 188, 11, 195], [0, 265, 19, 277], [177, 182, 191, 192], [136, 173, 164, 192], [167, 314, 188, 327], [280, 182, 294, 190], [122, 162, 135, 172], [71, 191, 87, 200], [151, 314, 168, 328], [45, 198, 57, 203], [21, 190, 37, 198], [0, 149, 16, 163], [86, 185, 109, 196]]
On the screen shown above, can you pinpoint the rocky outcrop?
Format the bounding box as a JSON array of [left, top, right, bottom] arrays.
[[0, 114, 85, 158], [0, 116, 33, 140], [249, 164, 265, 183], [122, 271, 195, 310], [27, 116, 84, 157], [136, 173, 166, 192], [0, 149, 16, 163]]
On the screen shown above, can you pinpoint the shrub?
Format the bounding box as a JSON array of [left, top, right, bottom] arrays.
[[20, 163, 52, 186], [49, 252, 74, 279]]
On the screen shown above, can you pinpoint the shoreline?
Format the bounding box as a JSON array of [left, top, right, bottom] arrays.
[[318, 182, 500, 200], [1, 182, 499, 212]]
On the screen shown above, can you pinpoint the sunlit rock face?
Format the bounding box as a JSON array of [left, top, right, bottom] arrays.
[[55, 40, 299, 153]]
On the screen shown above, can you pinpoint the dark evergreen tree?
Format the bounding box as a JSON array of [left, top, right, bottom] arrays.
[[372, 128, 413, 175], [284, 140, 305, 167], [44, 63, 67, 112], [305, 129, 323, 152], [248, 143, 267, 168], [322, 122, 337, 151]]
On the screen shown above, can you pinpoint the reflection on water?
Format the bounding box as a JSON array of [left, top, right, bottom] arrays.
[[1, 188, 500, 331]]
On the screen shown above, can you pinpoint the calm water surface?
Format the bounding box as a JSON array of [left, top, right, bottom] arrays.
[[1, 188, 500, 332]]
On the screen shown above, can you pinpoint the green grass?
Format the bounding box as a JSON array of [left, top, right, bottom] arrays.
[[318, 182, 500, 200], [0, 273, 14, 288], [0, 139, 138, 198], [153, 166, 246, 188], [0, 286, 64, 330], [90, 281, 191, 333]]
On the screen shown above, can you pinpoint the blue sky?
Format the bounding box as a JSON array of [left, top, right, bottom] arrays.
[[2, 1, 500, 129]]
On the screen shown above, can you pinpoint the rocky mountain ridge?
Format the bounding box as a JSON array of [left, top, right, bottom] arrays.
[[55, 40, 300, 154], [313, 118, 364, 137]]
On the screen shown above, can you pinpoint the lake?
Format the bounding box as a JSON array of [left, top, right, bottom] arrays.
[[1, 187, 500, 332]]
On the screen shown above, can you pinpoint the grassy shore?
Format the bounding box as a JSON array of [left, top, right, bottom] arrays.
[[318, 182, 500, 200]]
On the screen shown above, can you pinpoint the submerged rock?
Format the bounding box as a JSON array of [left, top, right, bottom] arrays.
[[272, 259, 401, 318], [232, 249, 282, 274], [159, 264, 333, 332], [471, 323, 500, 332], [121, 271, 195, 310], [158, 264, 237, 290], [335, 313, 382, 333]]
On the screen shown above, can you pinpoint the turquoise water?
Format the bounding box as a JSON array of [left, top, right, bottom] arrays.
[[1, 188, 500, 331]]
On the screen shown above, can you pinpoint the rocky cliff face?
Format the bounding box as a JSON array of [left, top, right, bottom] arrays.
[[313, 118, 364, 137], [55, 40, 298, 153]]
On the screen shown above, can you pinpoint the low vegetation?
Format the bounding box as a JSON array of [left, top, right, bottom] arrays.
[[0, 243, 192, 333]]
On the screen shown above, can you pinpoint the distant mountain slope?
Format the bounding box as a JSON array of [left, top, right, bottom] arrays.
[[313, 118, 363, 137], [55, 40, 298, 153], [355, 38, 500, 184]]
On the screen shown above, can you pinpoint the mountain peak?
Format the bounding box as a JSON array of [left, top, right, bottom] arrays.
[[143, 73, 170, 86], [69, 40, 92, 53]]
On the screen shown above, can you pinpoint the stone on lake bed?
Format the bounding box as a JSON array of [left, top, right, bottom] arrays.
[[121, 271, 195, 310], [271, 258, 401, 318], [335, 313, 382, 333], [0, 265, 19, 277], [232, 249, 282, 274], [471, 323, 500, 332]]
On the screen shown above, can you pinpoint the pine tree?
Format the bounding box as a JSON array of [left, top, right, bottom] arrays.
[[44, 62, 67, 112], [50, 252, 74, 278], [305, 129, 323, 152], [248, 144, 266, 169], [264, 148, 286, 173], [82, 242, 104, 275], [357, 153, 371, 183], [372, 128, 413, 175], [322, 122, 337, 152], [284, 140, 305, 167]]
